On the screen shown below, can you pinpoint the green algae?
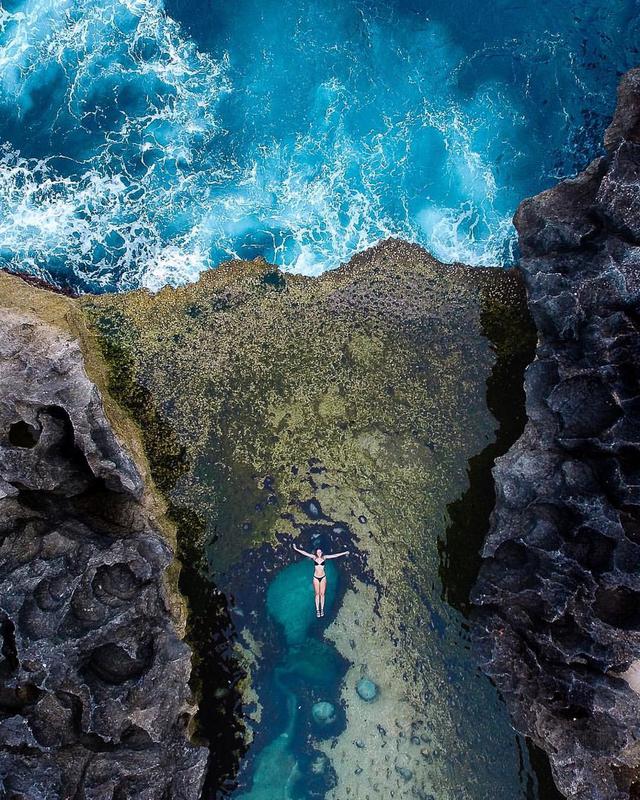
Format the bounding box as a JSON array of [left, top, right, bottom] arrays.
[[72, 239, 542, 798], [81, 256, 463, 577], [80, 300, 250, 793], [82, 305, 190, 497]]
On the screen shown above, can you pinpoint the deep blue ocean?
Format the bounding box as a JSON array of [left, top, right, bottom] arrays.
[[0, 0, 638, 292]]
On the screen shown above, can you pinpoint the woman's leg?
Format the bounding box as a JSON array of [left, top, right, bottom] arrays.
[[313, 578, 321, 616], [319, 579, 327, 616]]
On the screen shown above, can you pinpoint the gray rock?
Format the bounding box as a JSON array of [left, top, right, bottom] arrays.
[[395, 755, 413, 781], [0, 310, 207, 798], [473, 67, 640, 800], [395, 766, 413, 781]]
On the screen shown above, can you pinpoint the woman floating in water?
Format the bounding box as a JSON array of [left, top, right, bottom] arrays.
[[292, 544, 349, 617]]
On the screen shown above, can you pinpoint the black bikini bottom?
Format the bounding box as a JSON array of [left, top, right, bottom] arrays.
[[314, 575, 326, 583]]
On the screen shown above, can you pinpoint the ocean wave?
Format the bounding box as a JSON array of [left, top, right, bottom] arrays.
[[0, 0, 637, 291]]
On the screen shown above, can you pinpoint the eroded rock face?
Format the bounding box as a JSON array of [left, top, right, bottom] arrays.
[[473, 68, 640, 799], [0, 309, 207, 798]]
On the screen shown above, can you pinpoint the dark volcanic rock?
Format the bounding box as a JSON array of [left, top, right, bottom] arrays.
[[473, 69, 640, 799], [0, 309, 207, 798]]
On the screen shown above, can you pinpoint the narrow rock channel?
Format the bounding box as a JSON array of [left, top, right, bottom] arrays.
[[1, 239, 552, 799]]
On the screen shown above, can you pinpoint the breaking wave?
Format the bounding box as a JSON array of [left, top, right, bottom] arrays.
[[0, 0, 637, 291]]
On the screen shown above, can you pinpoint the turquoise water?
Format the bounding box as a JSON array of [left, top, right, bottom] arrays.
[[222, 545, 546, 800], [0, 0, 638, 291], [235, 559, 344, 800], [267, 559, 336, 645]]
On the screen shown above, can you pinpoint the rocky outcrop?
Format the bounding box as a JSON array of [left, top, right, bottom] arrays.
[[0, 238, 540, 798], [473, 68, 640, 798], [0, 301, 207, 797]]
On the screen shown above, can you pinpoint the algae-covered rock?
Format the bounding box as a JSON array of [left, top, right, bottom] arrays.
[[356, 678, 378, 702], [76, 238, 538, 799], [80, 238, 532, 577], [312, 702, 337, 726]]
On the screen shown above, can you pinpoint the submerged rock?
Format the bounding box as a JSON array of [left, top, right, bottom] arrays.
[[356, 678, 379, 702], [312, 702, 337, 726], [473, 67, 640, 800], [395, 762, 414, 781], [0, 282, 206, 798]]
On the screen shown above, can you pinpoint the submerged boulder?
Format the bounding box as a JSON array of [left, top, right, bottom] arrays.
[[473, 67, 640, 800], [312, 701, 337, 726], [355, 678, 378, 702]]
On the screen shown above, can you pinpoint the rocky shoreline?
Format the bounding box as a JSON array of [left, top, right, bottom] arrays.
[[0, 281, 207, 798], [473, 68, 640, 799], [1, 240, 537, 799], [2, 68, 639, 800]]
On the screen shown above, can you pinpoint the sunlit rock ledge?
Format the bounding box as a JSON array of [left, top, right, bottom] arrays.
[[473, 67, 640, 800], [0, 239, 537, 799]]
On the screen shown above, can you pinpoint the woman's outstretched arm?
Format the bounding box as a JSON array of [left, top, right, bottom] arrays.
[[325, 551, 350, 559], [292, 544, 315, 559]]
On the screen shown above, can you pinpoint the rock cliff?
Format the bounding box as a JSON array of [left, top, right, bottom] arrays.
[[473, 68, 640, 799], [0, 280, 207, 798]]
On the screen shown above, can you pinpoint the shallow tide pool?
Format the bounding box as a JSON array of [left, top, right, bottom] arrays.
[[217, 518, 545, 800], [0, 0, 638, 290], [83, 245, 553, 799]]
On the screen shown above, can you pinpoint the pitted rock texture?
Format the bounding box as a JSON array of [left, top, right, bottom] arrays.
[[0, 309, 207, 799], [473, 68, 640, 800]]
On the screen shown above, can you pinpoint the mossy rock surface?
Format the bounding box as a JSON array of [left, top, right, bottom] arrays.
[[79, 239, 532, 580], [2, 238, 532, 798]]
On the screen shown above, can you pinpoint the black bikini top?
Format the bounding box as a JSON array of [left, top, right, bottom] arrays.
[[314, 558, 325, 566]]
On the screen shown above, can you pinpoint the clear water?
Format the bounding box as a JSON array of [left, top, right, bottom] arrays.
[[233, 560, 341, 800], [222, 546, 541, 800], [0, 0, 638, 291]]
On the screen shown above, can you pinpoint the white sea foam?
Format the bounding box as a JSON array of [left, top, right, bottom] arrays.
[[0, 0, 230, 289], [0, 0, 634, 290]]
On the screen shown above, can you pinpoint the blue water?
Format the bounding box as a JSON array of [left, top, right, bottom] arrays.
[[235, 559, 343, 800], [0, 0, 638, 291]]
